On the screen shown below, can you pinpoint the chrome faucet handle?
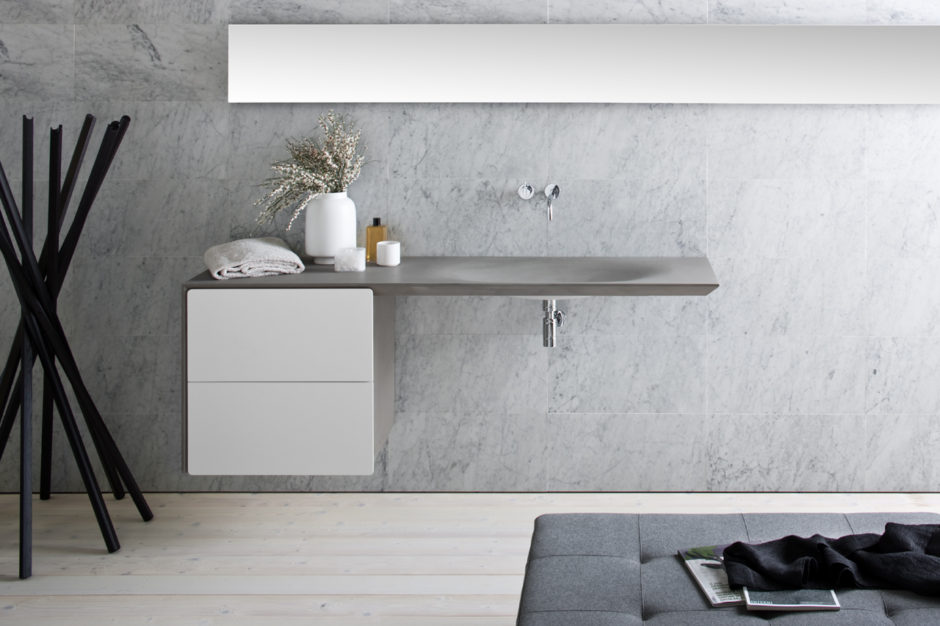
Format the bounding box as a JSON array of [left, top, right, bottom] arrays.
[[544, 184, 560, 221], [517, 182, 535, 200]]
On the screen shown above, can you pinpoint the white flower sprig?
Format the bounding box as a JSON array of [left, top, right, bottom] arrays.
[[255, 111, 366, 230]]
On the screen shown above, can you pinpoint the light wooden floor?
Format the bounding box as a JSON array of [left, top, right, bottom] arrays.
[[1, 492, 939, 625]]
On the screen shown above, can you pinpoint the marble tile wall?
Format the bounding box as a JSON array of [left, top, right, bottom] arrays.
[[0, 1, 938, 493]]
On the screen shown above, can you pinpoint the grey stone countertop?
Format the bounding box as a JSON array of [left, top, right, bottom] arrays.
[[185, 256, 719, 296]]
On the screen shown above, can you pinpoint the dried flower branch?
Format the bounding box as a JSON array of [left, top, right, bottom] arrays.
[[255, 111, 366, 230]]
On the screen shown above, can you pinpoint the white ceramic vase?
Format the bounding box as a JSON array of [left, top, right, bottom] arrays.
[[304, 191, 357, 264]]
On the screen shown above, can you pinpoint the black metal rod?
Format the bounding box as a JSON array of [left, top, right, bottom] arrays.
[[56, 115, 95, 227], [40, 125, 62, 501], [49, 353, 128, 500], [59, 117, 129, 276], [34, 114, 94, 295], [19, 336, 31, 579], [19, 115, 34, 579], [47, 125, 62, 294], [50, 120, 129, 500], [22, 116, 32, 238], [0, 180, 119, 556], [57, 120, 120, 274], [77, 400, 152, 521], [38, 379, 53, 500]]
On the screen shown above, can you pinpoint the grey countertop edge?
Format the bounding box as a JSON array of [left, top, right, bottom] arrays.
[[184, 256, 719, 297]]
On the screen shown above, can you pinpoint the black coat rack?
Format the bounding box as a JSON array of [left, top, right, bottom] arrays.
[[0, 115, 153, 579]]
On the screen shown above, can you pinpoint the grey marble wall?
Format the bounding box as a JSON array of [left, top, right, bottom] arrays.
[[1, 1, 939, 492]]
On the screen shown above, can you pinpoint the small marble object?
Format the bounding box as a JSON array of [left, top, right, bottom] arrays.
[[376, 240, 401, 267], [334, 247, 366, 272]]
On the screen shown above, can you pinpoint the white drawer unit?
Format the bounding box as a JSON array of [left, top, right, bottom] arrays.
[[183, 288, 394, 476]]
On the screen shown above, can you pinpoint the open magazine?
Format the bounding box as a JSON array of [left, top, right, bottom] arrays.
[[677, 545, 744, 607], [743, 588, 840, 612], [678, 544, 840, 611]]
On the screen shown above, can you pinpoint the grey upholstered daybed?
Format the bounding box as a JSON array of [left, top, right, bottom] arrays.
[[517, 512, 940, 625]]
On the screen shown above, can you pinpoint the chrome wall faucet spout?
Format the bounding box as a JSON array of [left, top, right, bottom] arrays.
[[544, 184, 560, 221]]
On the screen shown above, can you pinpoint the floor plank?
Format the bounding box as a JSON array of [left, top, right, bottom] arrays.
[[0, 492, 938, 624], [0, 595, 520, 625]]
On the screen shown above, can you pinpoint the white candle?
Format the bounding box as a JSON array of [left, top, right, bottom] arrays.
[[376, 240, 401, 267]]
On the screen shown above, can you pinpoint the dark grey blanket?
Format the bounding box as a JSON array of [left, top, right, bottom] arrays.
[[723, 523, 940, 596]]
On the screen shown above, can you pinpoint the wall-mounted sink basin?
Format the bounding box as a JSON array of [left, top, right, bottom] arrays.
[[441, 257, 651, 284], [414, 257, 713, 297], [439, 258, 654, 299]]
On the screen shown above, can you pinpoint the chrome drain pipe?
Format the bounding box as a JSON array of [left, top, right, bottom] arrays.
[[542, 299, 566, 348]]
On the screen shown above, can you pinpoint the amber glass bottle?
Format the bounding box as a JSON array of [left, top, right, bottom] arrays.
[[366, 217, 388, 263]]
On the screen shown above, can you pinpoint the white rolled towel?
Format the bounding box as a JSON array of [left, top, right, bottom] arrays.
[[204, 237, 305, 280]]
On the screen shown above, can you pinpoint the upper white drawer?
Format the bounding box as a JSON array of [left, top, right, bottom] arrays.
[[187, 288, 373, 382]]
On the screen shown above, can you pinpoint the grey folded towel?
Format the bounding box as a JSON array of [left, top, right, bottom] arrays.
[[204, 237, 304, 280]]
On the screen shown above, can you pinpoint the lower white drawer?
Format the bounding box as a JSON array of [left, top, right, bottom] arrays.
[[186, 382, 374, 475]]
